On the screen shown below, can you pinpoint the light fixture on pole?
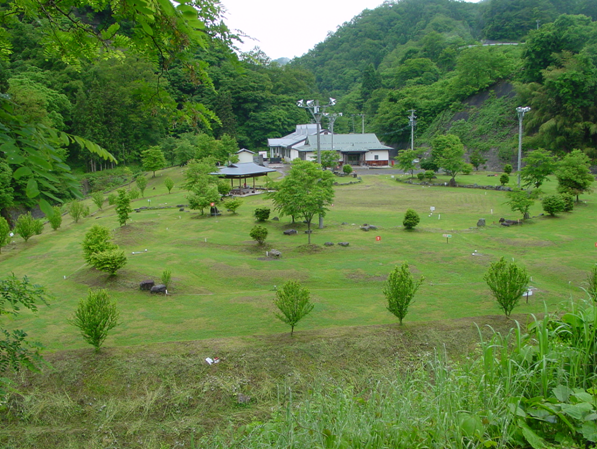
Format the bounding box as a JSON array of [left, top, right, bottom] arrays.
[[297, 98, 336, 164], [516, 106, 531, 188]]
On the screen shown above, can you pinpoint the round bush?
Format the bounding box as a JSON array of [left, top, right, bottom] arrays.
[[403, 209, 420, 230], [417, 172, 425, 181], [542, 194, 566, 216], [342, 165, 353, 175], [461, 163, 473, 175], [250, 225, 268, 245], [500, 174, 509, 186], [561, 193, 574, 212]]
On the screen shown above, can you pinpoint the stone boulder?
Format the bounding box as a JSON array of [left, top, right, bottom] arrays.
[[338, 242, 350, 247], [150, 284, 167, 294], [140, 280, 155, 291], [324, 242, 334, 246], [477, 218, 486, 227], [283, 229, 298, 235], [269, 249, 282, 258]]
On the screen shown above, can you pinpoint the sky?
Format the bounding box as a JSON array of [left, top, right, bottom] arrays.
[[220, 0, 483, 61]]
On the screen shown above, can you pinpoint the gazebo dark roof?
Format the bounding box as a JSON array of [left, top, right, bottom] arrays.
[[212, 162, 276, 179]]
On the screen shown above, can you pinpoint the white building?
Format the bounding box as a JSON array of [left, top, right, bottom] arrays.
[[236, 148, 256, 163], [267, 124, 327, 160], [269, 130, 392, 166]]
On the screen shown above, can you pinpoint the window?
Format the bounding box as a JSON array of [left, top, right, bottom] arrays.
[[374, 155, 379, 160]]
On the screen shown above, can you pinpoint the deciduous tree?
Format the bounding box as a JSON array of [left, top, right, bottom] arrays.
[[556, 149, 594, 201], [82, 225, 117, 264], [70, 289, 119, 352], [432, 134, 465, 185], [0, 274, 50, 394], [142, 147, 167, 178], [273, 280, 314, 336], [268, 160, 335, 244], [484, 257, 530, 317], [396, 149, 418, 178], [0, 217, 9, 252], [506, 189, 536, 219], [383, 263, 424, 325], [14, 212, 39, 242], [164, 177, 174, 194], [136, 175, 148, 197], [115, 189, 132, 226], [521, 149, 557, 189]]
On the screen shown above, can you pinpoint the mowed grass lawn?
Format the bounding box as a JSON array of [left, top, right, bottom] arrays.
[[1, 167, 595, 351]]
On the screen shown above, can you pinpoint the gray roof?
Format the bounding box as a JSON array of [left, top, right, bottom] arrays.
[[296, 133, 393, 153], [236, 148, 255, 154], [267, 124, 325, 148], [212, 162, 276, 178]]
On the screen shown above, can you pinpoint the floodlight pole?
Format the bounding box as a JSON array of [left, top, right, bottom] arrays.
[[297, 98, 337, 228], [516, 106, 531, 188]]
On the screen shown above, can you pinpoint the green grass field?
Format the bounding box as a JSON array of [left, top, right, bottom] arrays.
[[1, 167, 594, 351]]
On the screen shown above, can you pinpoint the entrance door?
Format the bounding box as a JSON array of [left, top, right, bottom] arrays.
[[347, 154, 360, 165]]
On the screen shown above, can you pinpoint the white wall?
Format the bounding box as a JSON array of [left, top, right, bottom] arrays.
[[364, 150, 389, 161], [238, 152, 254, 163]]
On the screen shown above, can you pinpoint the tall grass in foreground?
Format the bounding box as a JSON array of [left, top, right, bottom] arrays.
[[199, 299, 597, 449]]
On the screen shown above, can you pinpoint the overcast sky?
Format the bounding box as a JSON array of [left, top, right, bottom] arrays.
[[220, 0, 483, 61]]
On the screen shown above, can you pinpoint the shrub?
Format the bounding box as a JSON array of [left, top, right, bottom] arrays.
[[135, 175, 147, 197], [383, 262, 424, 325], [424, 170, 435, 181], [128, 187, 140, 200], [542, 194, 566, 216], [32, 219, 43, 235], [0, 217, 9, 252], [254, 207, 270, 222], [161, 270, 172, 289], [417, 172, 425, 181], [461, 163, 473, 175], [587, 266, 597, 302], [484, 257, 529, 317], [107, 193, 117, 205], [70, 289, 119, 351], [69, 200, 89, 223], [561, 193, 574, 212], [48, 206, 62, 231], [218, 181, 232, 196], [164, 177, 174, 194], [273, 280, 314, 336], [115, 189, 132, 226], [499, 174, 509, 186], [91, 192, 104, 210], [90, 249, 127, 275], [250, 225, 268, 245], [15, 212, 37, 242], [223, 198, 243, 214], [342, 165, 353, 175], [420, 159, 438, 172], [403, 209, 420, 230], [82, 225, 117, 264], [503, 164, 513, 175]]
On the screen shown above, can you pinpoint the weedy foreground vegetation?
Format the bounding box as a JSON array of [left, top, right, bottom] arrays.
[[1, 167, 597, 448]]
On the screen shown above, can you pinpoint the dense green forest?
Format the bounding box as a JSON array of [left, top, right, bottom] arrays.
[[1, 0, 597, 215]]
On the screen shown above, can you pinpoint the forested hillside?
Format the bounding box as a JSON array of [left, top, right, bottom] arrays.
[[292, 0, 597, 156], [1, 0, 597, 216]]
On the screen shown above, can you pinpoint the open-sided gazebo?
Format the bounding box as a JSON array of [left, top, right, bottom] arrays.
[[212, 162, 276, 195]]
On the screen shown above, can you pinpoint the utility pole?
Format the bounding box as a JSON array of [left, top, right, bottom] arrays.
[[324, 112, 343, 151], [352, 113, 365, 134], [408, 110, 416, 150], [297, 98, 337, 228]]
